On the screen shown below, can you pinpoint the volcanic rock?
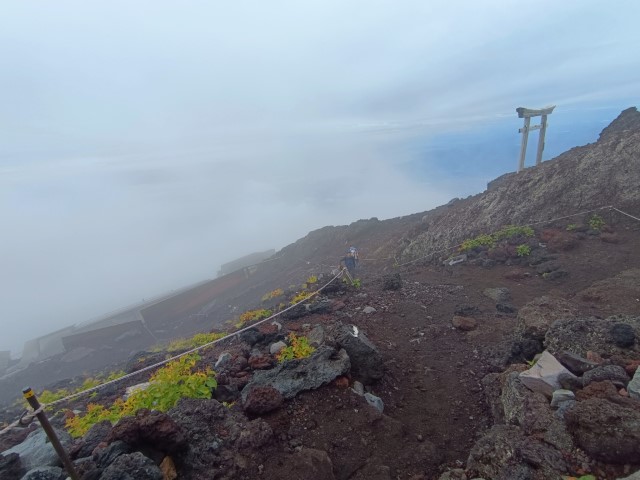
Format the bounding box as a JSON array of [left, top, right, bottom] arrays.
[[106, 409, 187, 455], [335, 325, 383, 384], [242, 385, 284, 415], [242, 346, 350, 400], [565, 397, 640, 463]]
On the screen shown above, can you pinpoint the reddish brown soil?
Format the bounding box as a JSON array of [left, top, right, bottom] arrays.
[[248, 224, 640, 480]]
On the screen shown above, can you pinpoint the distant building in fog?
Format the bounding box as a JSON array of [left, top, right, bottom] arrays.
[[217, 249, 275, 277]]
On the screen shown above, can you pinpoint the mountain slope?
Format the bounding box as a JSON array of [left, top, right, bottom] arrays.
[[400, 107, 640, 260]]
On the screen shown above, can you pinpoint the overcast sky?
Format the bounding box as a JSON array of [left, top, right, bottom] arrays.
[[1, 1, 639, 355]]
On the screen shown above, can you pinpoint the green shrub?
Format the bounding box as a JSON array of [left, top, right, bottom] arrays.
[[460, 233, 495, 252], [566, 224, 577, 231], [588, 214, 605, 231], [261, 288, 284, 302], [276, 333, 315, 362], [460, 225, 534, 253], [290, 291, 311, 305], [516, 244, 531, 257], [235, 308, 273, 328], [65, 353, 215, 437], [493, 225, 534, 241], [34, 370, 126, 407]]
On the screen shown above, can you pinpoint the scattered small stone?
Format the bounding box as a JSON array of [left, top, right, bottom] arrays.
[[214, 352, 232, 369], [160, 456, 178, 480], [628, 368, 640, 399], [452, 316, 477, 331], [551, 389, 576, 408], [496, 303, 516, 314], [625, 360, 640, 376], [610, 323, 636, 348], [269, 341, 287, 355], [553, 399, 577, 420], [364, 393, 384, 413], [352, 381, 365, 396], [333, 376, 349, 388], [558, 372, 583, 391], [307, 324, 325, 346], [363, 306, 377, 314]]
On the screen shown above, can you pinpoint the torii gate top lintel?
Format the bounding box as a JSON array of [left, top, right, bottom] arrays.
[[516, 105, 556, 118]]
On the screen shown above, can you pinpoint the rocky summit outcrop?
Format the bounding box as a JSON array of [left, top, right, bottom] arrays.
[[401, 107, 640, 260]]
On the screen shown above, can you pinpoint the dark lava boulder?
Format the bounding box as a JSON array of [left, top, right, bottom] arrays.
[[565, 397, 640, 463], [106, 409, 187, 455]]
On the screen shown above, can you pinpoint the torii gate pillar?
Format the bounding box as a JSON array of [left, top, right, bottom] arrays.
[[516, 105, 555, 172]]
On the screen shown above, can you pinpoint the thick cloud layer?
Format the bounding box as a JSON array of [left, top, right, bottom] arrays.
[[1, 1, 639, 355]]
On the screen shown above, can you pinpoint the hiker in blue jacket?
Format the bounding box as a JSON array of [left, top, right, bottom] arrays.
[[340, 247, 358, 274]]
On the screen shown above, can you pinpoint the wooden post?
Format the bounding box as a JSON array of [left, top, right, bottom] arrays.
[[516, 105, 555, 172], [22, 387, 80, 480], [535, 114, 549, 166], [518, 117, 531, 173]]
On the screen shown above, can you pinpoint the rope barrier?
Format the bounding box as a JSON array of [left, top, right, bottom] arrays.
[[2, 204, 638, 435], [0, 269, 346, 435], [38, 269, 345, 408], [612, 207, 640, 223], [390, 205, 622, 269]]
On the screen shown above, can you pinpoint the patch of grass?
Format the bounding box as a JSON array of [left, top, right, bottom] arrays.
[[342, 277, 361, 288], [516, 244, 531, 257], [460, 233, 495, 252], [290, 291, 312, 305], [276, 333, 315, 362], [235, 308, 273, 328], [459, 225, 534, 253], [33, 370, 126, 407], [65, 353, 215, 437], [261, 288, 284, 302], [566, 223, 577, 231], [588, 213, 605, 231]]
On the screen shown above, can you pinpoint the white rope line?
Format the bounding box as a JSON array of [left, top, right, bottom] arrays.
[[392, 205, 619, 269], [0, 406, 45, 436], [612, 207, 640, 223], [42, 269, 345, 408], [0, 417, 23, 435], [520, 205, 613, 227]]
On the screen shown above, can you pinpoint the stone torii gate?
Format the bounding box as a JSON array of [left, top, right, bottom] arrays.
[[516, 105, 555, 172]]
